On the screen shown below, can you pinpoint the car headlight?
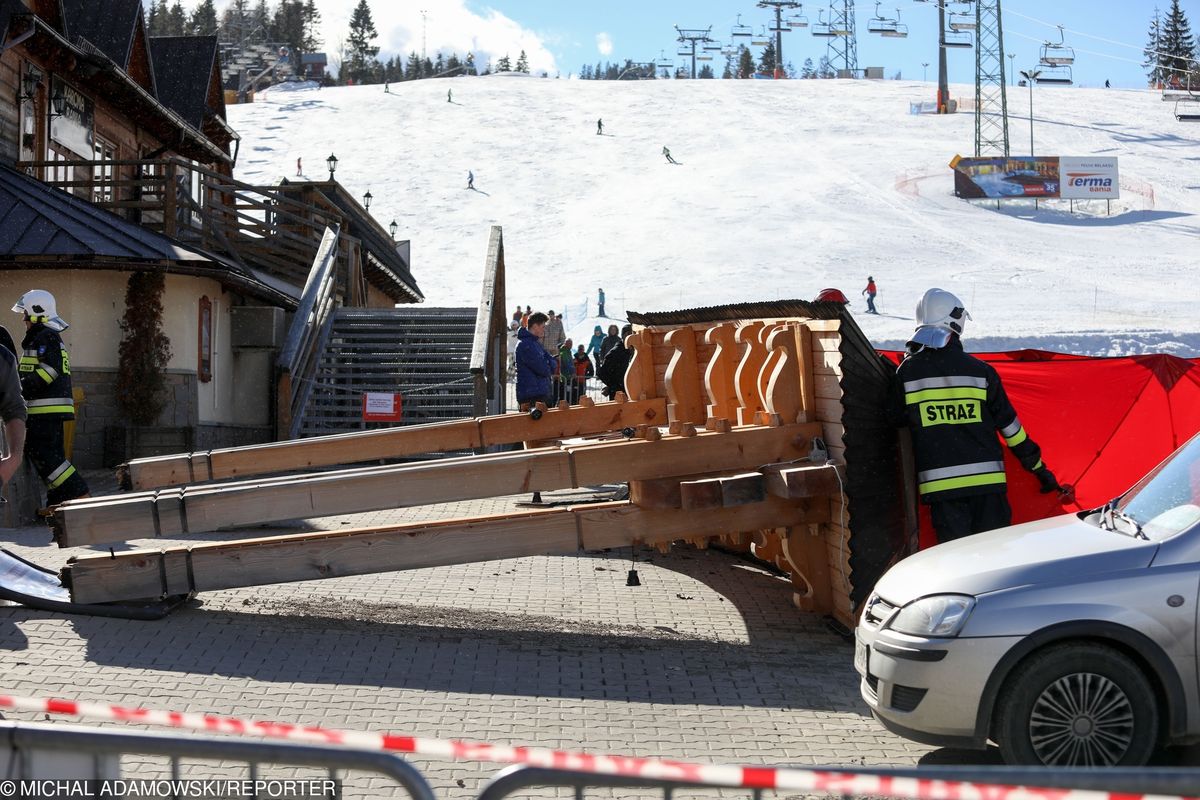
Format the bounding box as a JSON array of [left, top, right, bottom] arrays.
[[889, 594, 976, 637]]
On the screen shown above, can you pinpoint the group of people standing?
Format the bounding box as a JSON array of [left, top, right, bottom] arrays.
[[510, 304, 632, 409]]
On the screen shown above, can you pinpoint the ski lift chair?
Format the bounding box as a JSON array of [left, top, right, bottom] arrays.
[[1034, 64, 1073, 85], [1175, 100, 1200, 122], [731, 13, 752, 38], [943, 29, 973, 48], [1039, 25, 1075, 66], [697, 54, 714, 62], [868, 2, 897, 35], [812, 9, 836, 37], [703, 41, 723, 51], [884, 8, 908, 37], [787, 9, 809, 28], [656, 51, 674, 69], [752, 26, 771, 46], [948, 12, 976, 31]]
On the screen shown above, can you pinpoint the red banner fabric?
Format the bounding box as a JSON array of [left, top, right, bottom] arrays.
[[879, 350, 1200, 549]]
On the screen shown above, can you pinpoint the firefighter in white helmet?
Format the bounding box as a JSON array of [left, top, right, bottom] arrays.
[[890, 288, 1062, 543], [12, 289, 89, 509]]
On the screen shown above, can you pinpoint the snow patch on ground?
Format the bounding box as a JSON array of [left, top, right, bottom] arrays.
[[227, 79, 1200, 355]]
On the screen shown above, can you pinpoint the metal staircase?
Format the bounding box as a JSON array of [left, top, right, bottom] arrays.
[[297, 307, 479, 438]]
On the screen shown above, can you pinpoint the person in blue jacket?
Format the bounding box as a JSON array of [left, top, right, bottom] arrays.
[[516, 312, 555, 408], [515, 312, 556, 503]]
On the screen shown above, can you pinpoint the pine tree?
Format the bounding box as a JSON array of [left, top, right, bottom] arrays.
[[447, 53, 461, 75], [497, 53, 512, 72], [722, 50, 734, 79], [802, 57, 815, 79], [346, 0, 380, 83], [251, 0, 270, 41], [758, 40, 777, 74], [422, 56, 434, 75], [274, 1, 304, 56], [434, 52, 445, 75], [516, 50, 529, 73], [1145, 7, 1163, 86], [699, 64, 714, 79], [818, 55, 835, 79], [301, 0, 322, 53], [406, 51, 423, 79], [145, 0, 161, 35], [737, 45, 754, 78], [164, 0, 186, 35], [190, 0, 218, 35], [1161, 0, 1196, 86]]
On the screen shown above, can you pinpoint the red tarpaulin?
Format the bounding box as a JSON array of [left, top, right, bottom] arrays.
[[880, 350, 1200, 549]]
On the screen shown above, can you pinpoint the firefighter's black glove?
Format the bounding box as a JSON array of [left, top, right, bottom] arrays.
[[1033, 466, 1060, 494]]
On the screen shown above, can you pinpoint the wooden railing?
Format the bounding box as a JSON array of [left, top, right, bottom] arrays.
[[18, 157, 347, 288], [470, 226, 508, 417], [276, 225, 341, 439]]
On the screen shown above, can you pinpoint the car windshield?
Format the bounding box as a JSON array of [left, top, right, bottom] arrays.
[[1106, 432, 1200, 541]]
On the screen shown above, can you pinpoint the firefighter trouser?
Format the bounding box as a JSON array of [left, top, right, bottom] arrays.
[[25, 416, 89, 505], [929, 492, 1011, 544]]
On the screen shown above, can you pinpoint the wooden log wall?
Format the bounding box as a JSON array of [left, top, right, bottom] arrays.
[[622, 316, 856, 626]]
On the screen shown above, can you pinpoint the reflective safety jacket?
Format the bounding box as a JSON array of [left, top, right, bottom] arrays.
[[19, 323, 74, 420], [890, 339, 1043, 502]]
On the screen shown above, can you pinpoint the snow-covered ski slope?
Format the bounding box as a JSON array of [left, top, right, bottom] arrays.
[[230, 77, 1200, 355]]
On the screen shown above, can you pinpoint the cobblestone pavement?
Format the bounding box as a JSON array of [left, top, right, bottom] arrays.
[[1, 470, 1006, 798]]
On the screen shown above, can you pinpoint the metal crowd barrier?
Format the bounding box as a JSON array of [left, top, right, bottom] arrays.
[[477, 764, 1200, 800], [0, 720, 436, 800]]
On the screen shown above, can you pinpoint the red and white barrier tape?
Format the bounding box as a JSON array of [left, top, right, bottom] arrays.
[[0, 694, 1191, 800]]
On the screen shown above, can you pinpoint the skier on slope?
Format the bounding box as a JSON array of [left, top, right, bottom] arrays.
[[597, 118, 603, 135], [662, 146, 678, 165], [467, 170, 474, 190], [862, 276, 878, 314]]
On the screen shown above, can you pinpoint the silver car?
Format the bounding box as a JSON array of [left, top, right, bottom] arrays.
[[855, 430, 1200, 766]]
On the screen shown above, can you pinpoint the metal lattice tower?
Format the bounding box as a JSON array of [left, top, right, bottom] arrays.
[[974, 0, 1010, 156], [828, 0, 858, 75], [674, 26, 714, 79]]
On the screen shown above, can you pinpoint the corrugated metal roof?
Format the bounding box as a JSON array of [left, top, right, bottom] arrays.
[[148, 35, 218, 130]]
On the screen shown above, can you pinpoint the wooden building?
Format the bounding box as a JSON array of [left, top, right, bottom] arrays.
[[0, 0, 421, 478]]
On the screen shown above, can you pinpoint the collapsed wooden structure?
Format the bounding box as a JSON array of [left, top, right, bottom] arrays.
[[59, 302, 909, 627]]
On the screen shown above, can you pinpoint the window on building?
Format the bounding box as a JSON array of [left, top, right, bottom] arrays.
[[92, 137, 116, 204], [198, 295, 212, 383]]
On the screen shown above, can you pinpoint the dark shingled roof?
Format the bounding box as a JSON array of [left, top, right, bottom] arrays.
[[0, 163, 293, 307], [148, 35, 218, 130], [61, 0, 142, 67]]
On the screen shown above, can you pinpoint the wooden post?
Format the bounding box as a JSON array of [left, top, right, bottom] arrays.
[[794, 323, 817, 423], [733, 322, 766, 425], [756, 323, 786, 416], [703, 324, 739, 422], [664, 326, 704, 425], [623, 329, 656, 401], [764, 324, 802, 425]]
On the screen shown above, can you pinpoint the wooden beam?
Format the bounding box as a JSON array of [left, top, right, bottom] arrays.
[[64, 496, 827, 604], [123, 399, 668, 490], [664, 327, 705, 425], [55, 449, 574, 548], [781, 525, 834, 615], [57, 423, 822, 548], [762, 463, 842, 498]]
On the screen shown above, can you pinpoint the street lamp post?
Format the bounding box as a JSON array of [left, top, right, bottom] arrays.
[[1019, 69, 1041, 156], [326, 153, 337, 181], [363, 190, 373, 211]]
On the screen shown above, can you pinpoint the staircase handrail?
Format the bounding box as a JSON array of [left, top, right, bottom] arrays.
[[469, 226, 508, 416], [277, 225, 341, 438]]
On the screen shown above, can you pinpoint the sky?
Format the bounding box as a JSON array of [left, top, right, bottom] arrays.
[[183, 1, 1191, 87]]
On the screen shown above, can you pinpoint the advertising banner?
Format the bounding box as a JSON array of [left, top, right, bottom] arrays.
[[49, 77, 94, 158], [951, 155, 1060, 199], [951, 155, 1120, 200], [1060, 156, 1120, 199]]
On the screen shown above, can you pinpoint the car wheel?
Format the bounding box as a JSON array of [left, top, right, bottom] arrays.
[[995, 643, 1159, 766]]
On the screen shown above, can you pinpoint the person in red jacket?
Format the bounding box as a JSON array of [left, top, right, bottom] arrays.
[[572, 344, 594, 403], [862, 276, 878, 314]]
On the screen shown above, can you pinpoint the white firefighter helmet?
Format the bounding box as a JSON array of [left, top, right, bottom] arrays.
[[12, 289, 68, 332], [908, 288, 970, 349]]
